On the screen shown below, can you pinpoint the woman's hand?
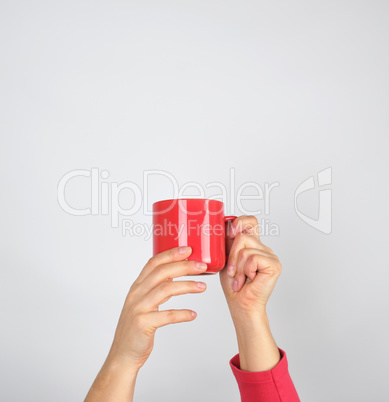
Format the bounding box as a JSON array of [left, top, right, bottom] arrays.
[[108, 245, 207, 368], [85, 246, 207, 401], [220, 216, 282, 372], [220, 215, 282, 316]]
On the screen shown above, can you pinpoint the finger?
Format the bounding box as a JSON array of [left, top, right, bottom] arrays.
[[225, 232, 261, 278], [139, 280, 207, 310], [147, 309, 197, 329], [135, 246, 192, 284], [237, 248, 275, 277], [230, 215, 260, 239], [140, 260, 208, 294], [234, 252, 281, 293], [237, 248, 267, 280], [233, 248, 271, 292]]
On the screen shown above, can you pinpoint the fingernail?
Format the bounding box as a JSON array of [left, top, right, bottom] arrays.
[[227, 264, 234, 277], [197, 282, 206, 289], [191, 311, 197, 318], [232, 280, 238, 291], [178, 246, 191, 254], [195, 261, 207, 270]]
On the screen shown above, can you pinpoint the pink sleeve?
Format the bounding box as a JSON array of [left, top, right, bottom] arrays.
[[230, 348, 300, 402]]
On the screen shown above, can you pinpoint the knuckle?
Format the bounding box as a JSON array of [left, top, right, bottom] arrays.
[[168, 248, 176, 258], [167, 248, 179, 260], [156, 263, 168, 279], [167, 310, 177, 322], [246, 216, 259, 230], [189, 260, 199, 270], [247, 215, 258, 224], [249, 253, 259, 263], [159, 281, 171, 294], [238, 248, 250, 258]]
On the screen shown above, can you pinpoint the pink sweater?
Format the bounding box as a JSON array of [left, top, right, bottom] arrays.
[[230, 349, 300, 401]]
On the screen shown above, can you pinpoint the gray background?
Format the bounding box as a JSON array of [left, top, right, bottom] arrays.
[[1, 1, 388, 401]]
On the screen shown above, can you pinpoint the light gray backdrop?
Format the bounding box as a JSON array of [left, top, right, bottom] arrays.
[[1, 1, 388, 401]]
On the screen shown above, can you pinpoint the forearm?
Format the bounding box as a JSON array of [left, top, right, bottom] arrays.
[[231, 309, 280, 372], [85, 357, 139, 402]]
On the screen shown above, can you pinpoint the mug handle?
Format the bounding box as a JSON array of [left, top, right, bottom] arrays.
[[224, 215, 237, 258], [224, 215, 237, 224]]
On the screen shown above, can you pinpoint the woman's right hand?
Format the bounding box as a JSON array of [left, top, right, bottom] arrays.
[[106, 246, 208, 371]]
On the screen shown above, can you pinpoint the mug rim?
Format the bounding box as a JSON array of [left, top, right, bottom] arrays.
[[152, 198, 224, 207]]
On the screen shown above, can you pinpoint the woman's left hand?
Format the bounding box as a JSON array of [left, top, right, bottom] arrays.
[[219, 215, 283, 372], [220, 215, 282, 318]]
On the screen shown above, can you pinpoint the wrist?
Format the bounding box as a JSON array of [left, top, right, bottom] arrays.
[[229, 305, 268, 329], [85, 354, 140, 402], [104, 353, 142, 378], [232, 310, 270, 343], [230, 310, 280, 372]]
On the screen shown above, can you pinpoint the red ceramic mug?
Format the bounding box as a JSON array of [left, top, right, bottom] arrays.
[[152, 198, 237, 274]]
